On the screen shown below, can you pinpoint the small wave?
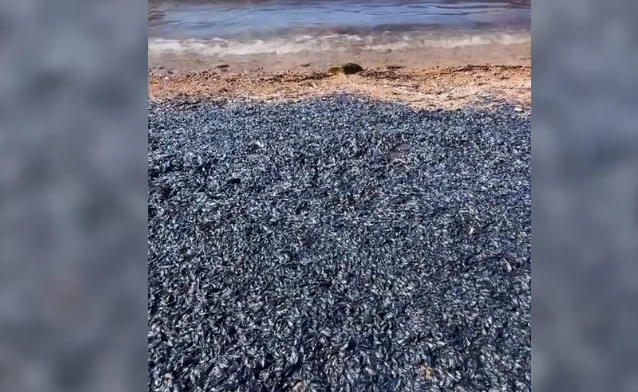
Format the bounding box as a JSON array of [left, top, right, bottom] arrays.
[[148, 32, 530, 56]]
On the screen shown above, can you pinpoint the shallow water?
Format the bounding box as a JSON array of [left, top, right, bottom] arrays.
[[148, 0, 530, 57]]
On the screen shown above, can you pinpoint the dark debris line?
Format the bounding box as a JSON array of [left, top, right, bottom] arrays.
[[148, 96, 531, 392]]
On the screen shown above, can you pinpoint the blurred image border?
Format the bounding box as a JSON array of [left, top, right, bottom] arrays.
[[532, 0, 638, 391]]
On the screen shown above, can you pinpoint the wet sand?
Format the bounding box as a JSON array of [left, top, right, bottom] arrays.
[[148, 41, 530, 110]]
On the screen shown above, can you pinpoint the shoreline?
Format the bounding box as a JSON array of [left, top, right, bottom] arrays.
[[148, 31, 532, 390], [148, 41, 530, 110]]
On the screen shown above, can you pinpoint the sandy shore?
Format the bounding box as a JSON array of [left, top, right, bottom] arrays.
[[149, 33, 531, 391], [148, 41, 530, 109]]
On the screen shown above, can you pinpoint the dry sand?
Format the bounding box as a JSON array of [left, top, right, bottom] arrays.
[[148, 42, 531, 109]]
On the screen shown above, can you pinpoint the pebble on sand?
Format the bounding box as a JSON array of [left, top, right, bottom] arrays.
[[328, 63, 364, 75]]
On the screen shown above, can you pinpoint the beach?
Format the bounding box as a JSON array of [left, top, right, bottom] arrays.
[[149, 43, 531, 109], [148, 0, 530, 109], [148, 2, 531, 391]]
